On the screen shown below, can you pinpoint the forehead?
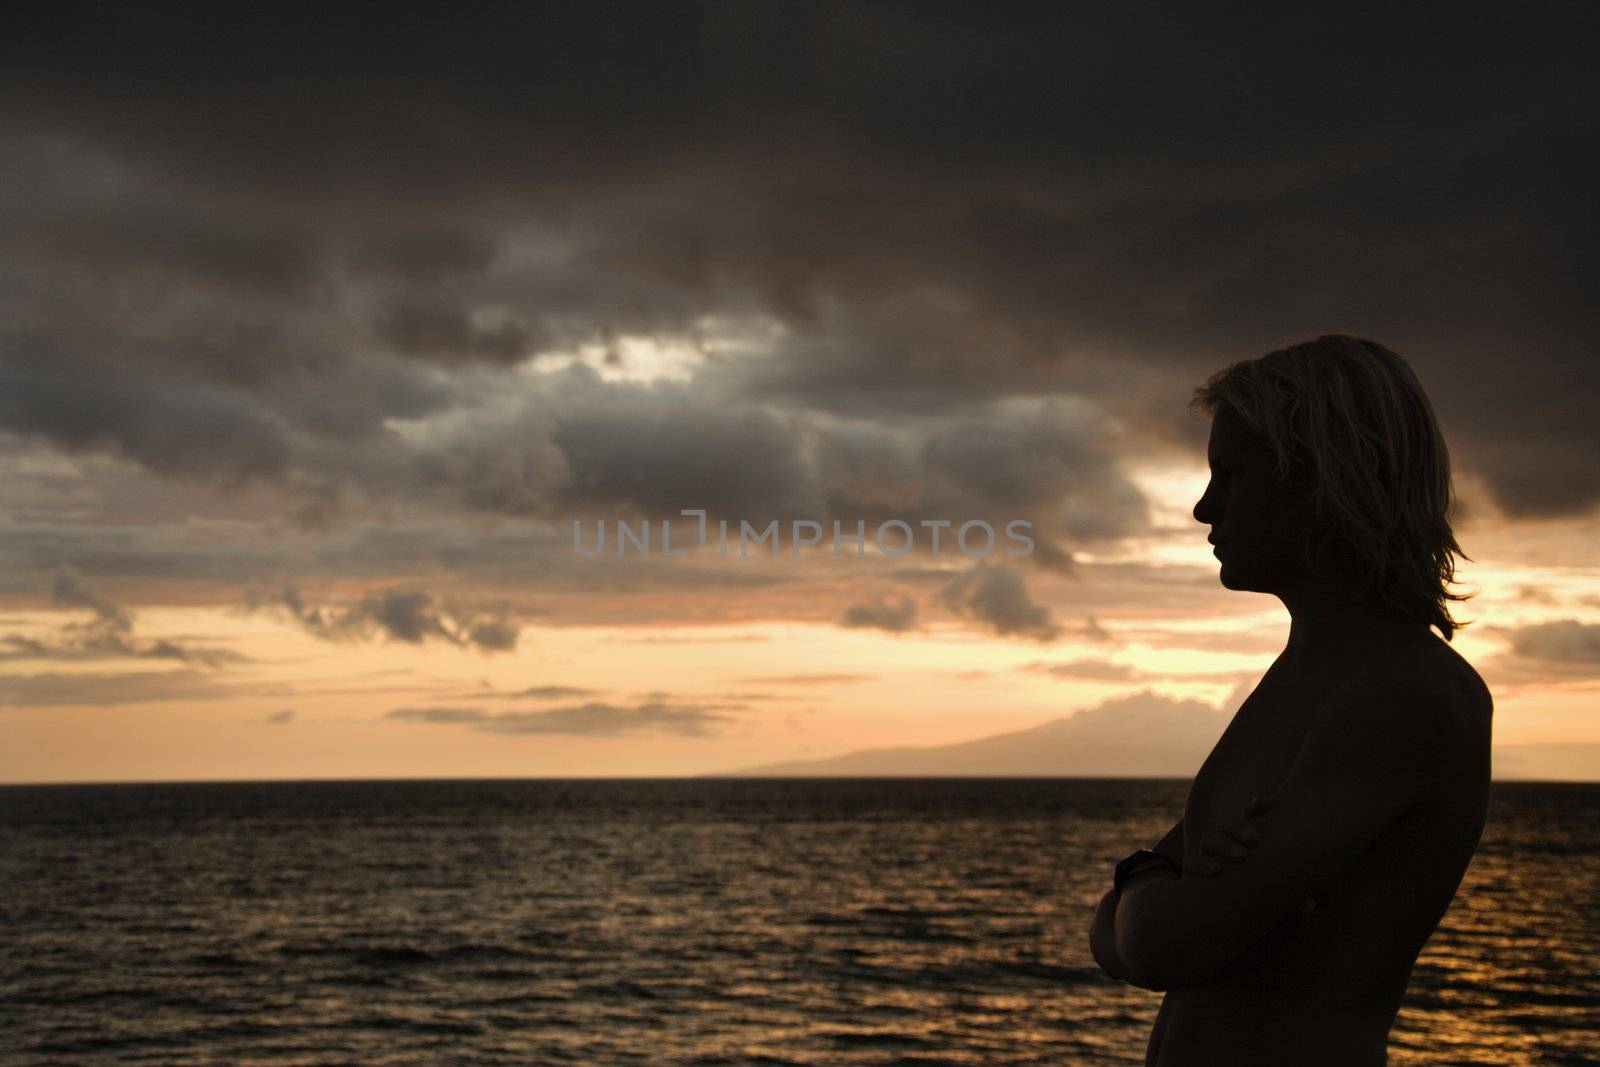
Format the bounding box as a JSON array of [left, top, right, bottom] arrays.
[[1206, 406, 1271, 461]]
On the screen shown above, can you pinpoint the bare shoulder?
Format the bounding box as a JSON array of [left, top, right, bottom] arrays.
[[1363, 633, 1494, 754], [1387, 633, 1491, 714]]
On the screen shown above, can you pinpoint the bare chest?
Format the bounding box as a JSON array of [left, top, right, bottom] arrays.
[[1183, 670, 1341, 854]]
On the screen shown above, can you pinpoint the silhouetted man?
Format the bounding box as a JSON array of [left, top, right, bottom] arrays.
[[1088, 335, 1493, 1065]]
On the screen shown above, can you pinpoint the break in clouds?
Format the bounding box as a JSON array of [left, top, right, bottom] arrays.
[[0, 3, 1596, 631]]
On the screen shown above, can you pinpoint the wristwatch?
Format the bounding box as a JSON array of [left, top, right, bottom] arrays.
[[1113, 847, 1182, 894]]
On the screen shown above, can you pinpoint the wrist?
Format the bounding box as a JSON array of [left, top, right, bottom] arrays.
[[1113, 847, 1182, 895]]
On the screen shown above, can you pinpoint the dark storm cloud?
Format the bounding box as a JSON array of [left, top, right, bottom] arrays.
[[0, 567, 247, 666], [17, 205, 321, 299], [244, 584, 522, 653], [0, 339, 292, 485], [1474, 618, 1600, 689], [1498, 619, 1600, 668], [799, 398, 1142, 560], [376, 301, 541, 365], [0, 0, 1595, 556], [0, 506, 812, 613], [938, 562, 1060, 641], [52, 567, 128, 630], [840, 595, 919, 633], [548, 380, 823, 521], [386, 698, 743, 737], [351, 229, 502, 283], [0, 631, 247, 668], [390, 363, 1140, 562]]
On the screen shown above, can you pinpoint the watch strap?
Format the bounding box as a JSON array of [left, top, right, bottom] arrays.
[[1113, 847, 1182, 894]]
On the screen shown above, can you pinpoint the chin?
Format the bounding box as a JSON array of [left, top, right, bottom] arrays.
[[1216, 561, 1265, 593]]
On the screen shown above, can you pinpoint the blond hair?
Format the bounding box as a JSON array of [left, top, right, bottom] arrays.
[[1190, 334, 1474, 640]]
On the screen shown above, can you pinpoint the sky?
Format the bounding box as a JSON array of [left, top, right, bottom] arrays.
[[2, 2, 1598, 782]]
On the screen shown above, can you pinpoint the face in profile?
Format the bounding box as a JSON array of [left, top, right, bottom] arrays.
[[1192, 404, 1319, 595]]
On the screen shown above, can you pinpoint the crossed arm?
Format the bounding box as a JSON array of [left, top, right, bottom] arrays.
[[1095, 664, 1451, 991], [1089, 817, 1182, 981]]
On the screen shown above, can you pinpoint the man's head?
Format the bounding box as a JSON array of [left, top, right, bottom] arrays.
[[1189, 335, 1473, 640]]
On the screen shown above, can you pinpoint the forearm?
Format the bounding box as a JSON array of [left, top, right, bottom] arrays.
[[1094, 866, 1182, 985], [1116, 870, 1322, 990], [1116, 861, 1301, 991], [1089, 888, 1127, 979], [1109, 869, 1186, 990], [1092, 817, 1184, 983], [1114, 877, 1197, 990]]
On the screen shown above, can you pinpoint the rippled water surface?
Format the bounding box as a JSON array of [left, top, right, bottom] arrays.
[[2, 779, 1595, 1065]]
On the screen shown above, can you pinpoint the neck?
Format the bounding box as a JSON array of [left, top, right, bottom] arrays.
[[1278, 579, 1432, 666]]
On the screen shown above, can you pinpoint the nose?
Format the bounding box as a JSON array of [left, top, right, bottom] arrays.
[[1193, 479, 1216, 527]]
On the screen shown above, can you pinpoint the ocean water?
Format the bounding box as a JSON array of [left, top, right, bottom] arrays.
[[1, 778, 1595, 1066]]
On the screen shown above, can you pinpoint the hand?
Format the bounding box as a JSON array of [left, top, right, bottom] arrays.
[[1191, 795, 1317, 920], [1190, 794, 1275, 877]]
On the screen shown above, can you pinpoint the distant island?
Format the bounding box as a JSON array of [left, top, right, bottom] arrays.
[[707, 689, 1231, 778]]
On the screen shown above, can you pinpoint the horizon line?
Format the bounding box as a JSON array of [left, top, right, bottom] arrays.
[[2, 773, 1596, 787]]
